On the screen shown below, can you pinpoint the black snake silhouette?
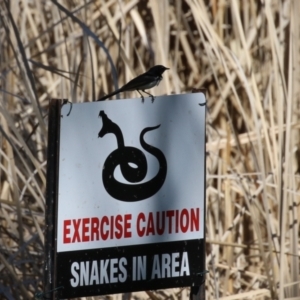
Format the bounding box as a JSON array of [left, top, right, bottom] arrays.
[[98, 111, 167, 202]]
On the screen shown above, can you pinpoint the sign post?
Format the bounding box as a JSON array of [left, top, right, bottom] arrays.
[[44, 99, 61, 299], [45, 93, 206, 299]]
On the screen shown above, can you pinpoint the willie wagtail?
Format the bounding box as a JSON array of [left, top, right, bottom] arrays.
[[97, 65, 169, 102]]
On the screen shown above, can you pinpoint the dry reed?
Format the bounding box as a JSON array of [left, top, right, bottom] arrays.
[[0, 0, 299, 299]]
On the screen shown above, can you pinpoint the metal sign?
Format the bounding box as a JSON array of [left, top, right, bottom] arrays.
[[46, 93, 206, 298]]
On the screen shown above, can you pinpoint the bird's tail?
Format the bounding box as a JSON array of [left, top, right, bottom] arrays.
[[97, 89, 121, 101]]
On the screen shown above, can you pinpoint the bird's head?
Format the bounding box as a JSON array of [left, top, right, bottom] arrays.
[[148, 65, 169, 75]]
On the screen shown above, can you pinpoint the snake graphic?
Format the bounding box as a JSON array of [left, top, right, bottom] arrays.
[[98, 111, 167, 202]]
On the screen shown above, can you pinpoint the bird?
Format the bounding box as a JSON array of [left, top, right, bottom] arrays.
[[97, 65, 169, 102]]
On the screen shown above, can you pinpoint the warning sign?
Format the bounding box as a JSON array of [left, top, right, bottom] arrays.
[[54, 93, 206, 298]]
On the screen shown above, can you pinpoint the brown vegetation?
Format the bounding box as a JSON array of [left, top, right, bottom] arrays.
[[0, 0, 299, 299]]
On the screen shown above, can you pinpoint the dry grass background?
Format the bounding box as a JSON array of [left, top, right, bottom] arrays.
[[0, 0, 299, 299]]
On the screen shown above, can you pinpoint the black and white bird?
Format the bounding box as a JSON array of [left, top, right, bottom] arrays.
[[97, 65, 169, 102]]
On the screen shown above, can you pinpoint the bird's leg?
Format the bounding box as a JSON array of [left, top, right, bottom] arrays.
[[142, 90, 155, 103], [137, 90, 145, 103]]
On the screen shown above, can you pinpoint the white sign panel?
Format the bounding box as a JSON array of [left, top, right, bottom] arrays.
[[57, 93, 205, 252]]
